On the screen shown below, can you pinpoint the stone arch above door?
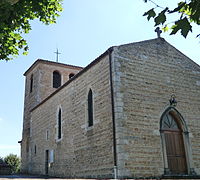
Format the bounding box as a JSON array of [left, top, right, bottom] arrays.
[[160, 107, 188, 132]]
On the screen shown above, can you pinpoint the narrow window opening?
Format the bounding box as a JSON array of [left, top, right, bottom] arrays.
[[46, 130, 49, 140], [58, 108, 62, 139], [88, 89, 93, 127], [30, 74, 33, 93], [53, 71, 61, 88], [34, 145, 37, 155]]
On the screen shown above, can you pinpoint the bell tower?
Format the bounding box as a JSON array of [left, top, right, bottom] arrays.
[[21, 59, 83, 172]]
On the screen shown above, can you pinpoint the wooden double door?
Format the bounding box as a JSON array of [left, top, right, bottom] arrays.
[[161, 110, 188, 175], [164, 129, 187, 174]]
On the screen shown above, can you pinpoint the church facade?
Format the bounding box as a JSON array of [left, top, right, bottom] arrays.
[[20, 38, 200, 178]]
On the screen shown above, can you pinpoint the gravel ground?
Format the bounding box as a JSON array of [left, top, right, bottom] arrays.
[[0, 174, 96, 180]]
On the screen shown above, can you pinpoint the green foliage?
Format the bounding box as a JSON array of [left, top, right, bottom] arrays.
[[0, 0, 63, 61], [154, 8, 168, 26], [170, 17, 192, 38], [0, 157, 4, 163], [143, 8, 156, 20], [143, 0, 200, 38], [4, 154, 21, 173]]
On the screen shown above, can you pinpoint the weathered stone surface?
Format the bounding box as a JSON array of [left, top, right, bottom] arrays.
[[21, 38, 200, 178], [21, 60, 82, 173], [112, 38, 200, 178], [24, 57, 114, 178]]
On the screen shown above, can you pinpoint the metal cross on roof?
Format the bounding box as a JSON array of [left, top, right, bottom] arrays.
[[155, 27, 162, 38], [54, 48, 61, 62]]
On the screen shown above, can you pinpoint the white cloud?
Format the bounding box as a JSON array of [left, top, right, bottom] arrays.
[[0, 117, 3, 122]]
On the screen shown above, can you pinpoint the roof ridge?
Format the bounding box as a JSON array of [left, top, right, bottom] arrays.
[[117, 37, 165, 47], [24, 59, 83, 76]]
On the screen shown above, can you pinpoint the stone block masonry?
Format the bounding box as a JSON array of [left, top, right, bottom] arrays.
[[29, 56, 115, 178], [21, 38, 200, 179], [21, 60, 82, 173], [112, 38, 200, 178]]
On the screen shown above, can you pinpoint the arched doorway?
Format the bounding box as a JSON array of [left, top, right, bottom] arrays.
[[161, 110, 187, 174]]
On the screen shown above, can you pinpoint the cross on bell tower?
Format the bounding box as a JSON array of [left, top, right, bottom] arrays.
[[155, 27, 162, 38], [54, 48, 61, 62]]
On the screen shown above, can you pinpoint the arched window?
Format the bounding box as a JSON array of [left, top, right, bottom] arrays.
[[57, 108, 62, 139], [88, 89, 93, 127], [160, 107, 193, 175], [53, 71, 61, 88], [69, 73, 75, 79], [30, 74, 33, 93]]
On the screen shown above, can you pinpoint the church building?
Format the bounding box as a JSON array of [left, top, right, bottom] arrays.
[[20, 38, 200, 179]]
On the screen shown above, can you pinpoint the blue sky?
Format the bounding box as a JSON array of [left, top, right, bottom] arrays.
[[0, 0, 199, 158]]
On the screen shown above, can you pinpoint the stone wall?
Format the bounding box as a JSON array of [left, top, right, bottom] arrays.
[[21, 60, 82, 172], [22, 38, 200, 179], [29, 56, 115, 178], [21, 66, 41, 172], [36, 62, 82, 102], [112, 38, 200, 178]]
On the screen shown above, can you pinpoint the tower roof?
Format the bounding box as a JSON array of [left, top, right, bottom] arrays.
[[24, 59, 83, 76]]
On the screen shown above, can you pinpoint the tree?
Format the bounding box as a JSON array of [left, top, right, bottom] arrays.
[[143, 0, 200, 38], [0, 157, 4, 163], [0, 0, 63, 61], [4, 154, 21, 173]]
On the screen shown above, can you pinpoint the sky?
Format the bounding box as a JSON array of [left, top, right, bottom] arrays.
[[0, 0, 199, 158]]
